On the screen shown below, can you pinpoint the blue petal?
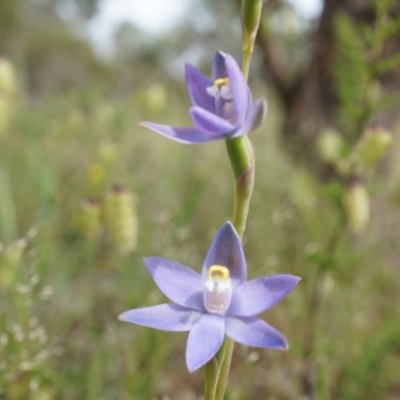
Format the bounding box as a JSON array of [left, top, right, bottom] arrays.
[[185, 64, 215, 113], [212, 51, 227, 80], [233, 97, 267, 138], [228, 275, 301, 317], [144, 257, 204, 311], [190, 107, 235, 134], [186, 313, 225, 372], [202, 222, 247, 290], [119, 303, 201, 332], [225, 316, 288, 349], [224, 54, 249, 125], [140, 122, 221, 144]]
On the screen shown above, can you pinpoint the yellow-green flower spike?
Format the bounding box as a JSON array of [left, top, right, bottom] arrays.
[[0, 58, 16, 96], [102, 185, 138, 254], [343, 181, 370, 234], [350, 125, 392, 174], [317, 128, 345, 165]]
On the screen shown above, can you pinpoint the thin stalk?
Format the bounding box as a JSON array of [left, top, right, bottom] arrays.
[[215, 338, 235, 400], [215, 138, 254, 399], [242, 47, 253, 81], [300, 218, 345, 399], [207, 3, 260, 397], [204, 357, 219, 400]]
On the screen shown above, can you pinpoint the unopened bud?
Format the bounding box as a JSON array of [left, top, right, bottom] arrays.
[[102, 186, 138, 254], [350, 125, 392, 173], [317, 128, 344, 165], [75, 199, 102, 240], [343, 180, 369, 233], [0, 58, 16, 96], [241, 0, 262, 51]]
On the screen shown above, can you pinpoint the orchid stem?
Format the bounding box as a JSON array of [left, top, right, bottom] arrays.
[[206, 2, 261, 398], [214, 336, 235, 400], [215, 115, 255, 400], [204, 357, 219, 400], [242, 47, 252, 81]]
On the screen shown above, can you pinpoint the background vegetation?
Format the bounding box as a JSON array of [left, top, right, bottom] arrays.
[[1, 0, 400, 399]]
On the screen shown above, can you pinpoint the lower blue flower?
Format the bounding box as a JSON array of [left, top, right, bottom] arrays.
[[119, 222, 300, 373]]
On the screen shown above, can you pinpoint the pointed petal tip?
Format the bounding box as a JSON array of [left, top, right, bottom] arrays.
[[186, 361, 202, 374], [140, 121, 156, 130], [186, 314, 225, 374], [118, 311, 130, 322], [279, 338, 289, 351], [286, 274, 302, 287], [142, 256, 155, 265], [276, 334, 289, 350], [186, 349, 218, 373], [186, 355, 216, 373], [284, 342, 289, 350], [220, 220, 237, 234], [203, 221, 246, 287]]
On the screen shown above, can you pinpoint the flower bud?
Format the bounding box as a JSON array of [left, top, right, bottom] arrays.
[[317, 128, 344, 165], [241, 0, 262, 51], [102, 185, 138, 254], [343, 180, 369, 233], [350, 125, 392, 173], [75, 199, 102, 240], [0, 58, 16, 96]]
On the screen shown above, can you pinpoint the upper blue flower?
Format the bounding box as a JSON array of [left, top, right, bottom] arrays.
[[140, 51, 267, 144], [119, 222, 300, 373]]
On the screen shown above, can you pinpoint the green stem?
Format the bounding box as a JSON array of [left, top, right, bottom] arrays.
[[214, 142, 254, 398], [232, 146, 255, 238], [226, 135, 252, 179], [204, 357, 219, 400], [215, 338, 235, 400], [242, 47, 253, 81]]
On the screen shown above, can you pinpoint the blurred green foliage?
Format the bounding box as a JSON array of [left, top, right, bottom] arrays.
[[333, 0, 400, 138]]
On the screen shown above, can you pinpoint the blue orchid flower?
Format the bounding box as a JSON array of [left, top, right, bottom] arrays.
[[141, 52, 267, 144], [119, 222, 300, 373]]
